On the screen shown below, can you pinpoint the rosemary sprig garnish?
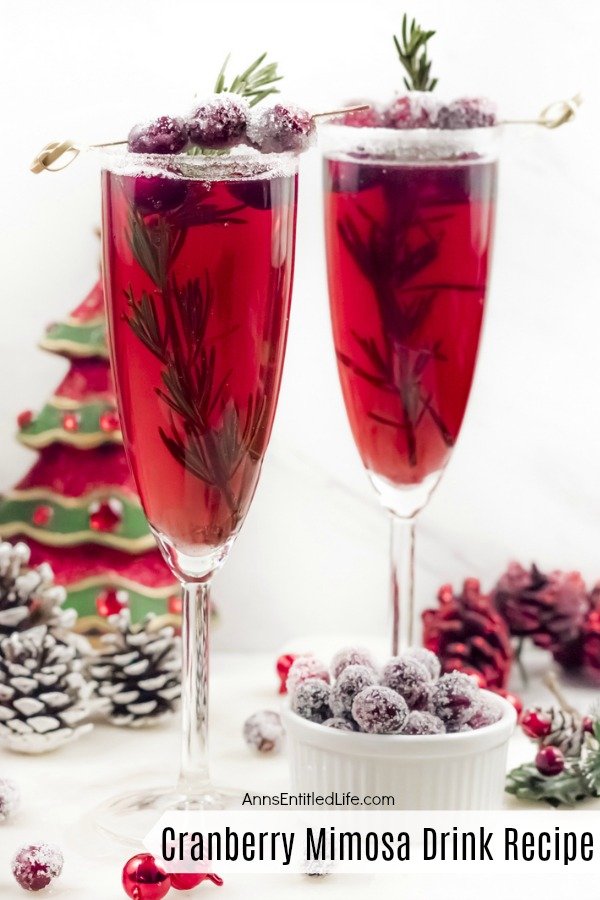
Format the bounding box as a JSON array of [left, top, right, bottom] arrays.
[[393, 13, 438, 92], [336, 189, 483, 466], [214, 51, 283, 106], [123, 208, 266, 534]]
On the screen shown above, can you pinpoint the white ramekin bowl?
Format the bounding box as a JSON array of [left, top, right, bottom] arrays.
[[283, 690, 516, 810]]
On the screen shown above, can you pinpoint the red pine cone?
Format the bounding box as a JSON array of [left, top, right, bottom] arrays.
[[422, 578, 513, 689], [492, 563, 589, 655]]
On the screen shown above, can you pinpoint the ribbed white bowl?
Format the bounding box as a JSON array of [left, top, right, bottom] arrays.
[[283, 691, 516, 810]]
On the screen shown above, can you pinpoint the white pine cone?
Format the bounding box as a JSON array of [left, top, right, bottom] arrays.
[[0, 541, 74, 636], [541, 707, 586, 757], [0, 626, 100, 753], [88, 610, 181, 727]]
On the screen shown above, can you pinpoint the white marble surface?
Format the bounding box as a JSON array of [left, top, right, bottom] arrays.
[[2, 1, 600, 653], [0, 648, 597, 900]]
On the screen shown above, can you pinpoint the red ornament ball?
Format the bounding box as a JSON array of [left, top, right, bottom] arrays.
[[89, 498, 124, 533], [96, 588, 129, 617], [61, 411, 80, 433], [521, 708, 552, 740], [12, 843, 64, 892], [276, 653, 298, 694], [99, 409, 120, 433], [122, 854, 171, 900], [32, 505, 53, 527], [17, 410, 34, 429], [171, 873, 224, 890], [535, 745, 565, 777]]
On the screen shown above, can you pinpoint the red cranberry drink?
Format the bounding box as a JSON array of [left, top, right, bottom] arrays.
[[103, 163, 297, 557], [325, 138, 497, 488], [96, 62, 314, 834], [321, 14, 500, 656]]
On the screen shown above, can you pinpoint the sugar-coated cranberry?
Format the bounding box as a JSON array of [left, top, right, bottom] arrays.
[[247, 103, 315, 153], [535, 745, 565, 777], [436, 97, 497, 130], [128, 116, 189, 154], [432, 671, 478, 729], [352, 685, 408, 734], [286, 655, 329, 694], [384, 93, 437, 129], [291, 677, 331, 723], [404, 647, 441, 681], [583, 715, 595, 734], [521, 708, 552, 740], [331, 646, 377, 680], [12, 843, 64, 892], [330, 664, 377, 717], [466, 697, 501, 730], [187, 95, 248, 149], [339, 101, 384, 128], [322, 717, 356, 731], [402, 710, 445, 735], [381, 656, 432, 710], [243, 710, 284, 753]]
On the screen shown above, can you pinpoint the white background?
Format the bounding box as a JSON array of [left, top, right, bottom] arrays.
[[1, 0, 599, 655]]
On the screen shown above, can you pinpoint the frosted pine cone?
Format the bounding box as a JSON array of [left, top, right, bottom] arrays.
[[523, 705, 586, 757], [0, 542, 73, 636], [493, 563, 589, 654], [0, 627, 98, 753], [89, 610, 181, 727], [422, 578, 512, 689]]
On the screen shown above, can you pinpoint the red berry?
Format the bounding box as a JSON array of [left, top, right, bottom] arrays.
[[535, 745, 565, 777], [122, 854, 171, 900], [17, 410, 34, 429], [32, 504, 53, 527], [583, 715, 594, 734], [521, 708, 552, 739]]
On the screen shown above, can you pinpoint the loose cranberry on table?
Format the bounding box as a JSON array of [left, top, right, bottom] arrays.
[[12, 843, 64, 892], [521, 708, 552, 740]]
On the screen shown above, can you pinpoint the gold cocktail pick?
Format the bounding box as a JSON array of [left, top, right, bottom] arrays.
[[501, 92, 583, 128], [30, 95, 582, 175], [29, 106, 370, 175]]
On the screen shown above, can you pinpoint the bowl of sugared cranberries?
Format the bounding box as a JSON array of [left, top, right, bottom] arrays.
[[283, 646, 516, 810]]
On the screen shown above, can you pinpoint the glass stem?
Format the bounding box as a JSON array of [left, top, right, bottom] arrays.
[[390, 513, 417, 656], [177, 580, 211, 796]]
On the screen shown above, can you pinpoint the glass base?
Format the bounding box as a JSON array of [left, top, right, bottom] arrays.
[[94, 783, 242, 847]]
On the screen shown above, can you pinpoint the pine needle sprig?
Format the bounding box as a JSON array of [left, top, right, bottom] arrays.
[[214, 52, 283, 106], [393, 13, 438, 92]]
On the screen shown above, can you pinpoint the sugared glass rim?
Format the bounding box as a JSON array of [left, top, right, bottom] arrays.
[[97, 144, 300, 181], [320, 122, 500, 165]]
